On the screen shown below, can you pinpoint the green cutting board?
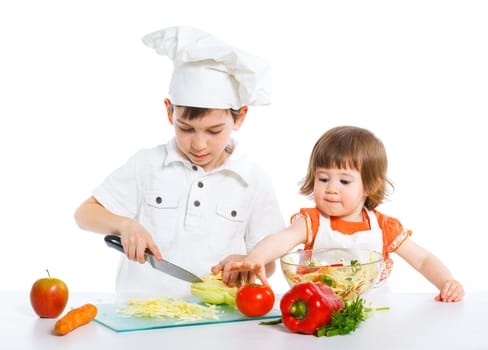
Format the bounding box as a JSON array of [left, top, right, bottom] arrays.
[[94, 299, 281, 332]]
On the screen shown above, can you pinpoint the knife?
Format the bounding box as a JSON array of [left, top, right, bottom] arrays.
[[104, 235, 203, 283]]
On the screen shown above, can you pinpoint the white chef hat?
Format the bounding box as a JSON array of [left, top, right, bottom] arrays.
[[142, 26, 272, 109]]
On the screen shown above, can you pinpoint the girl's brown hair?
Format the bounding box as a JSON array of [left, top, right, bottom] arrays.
[[300, 126, 393, 210]]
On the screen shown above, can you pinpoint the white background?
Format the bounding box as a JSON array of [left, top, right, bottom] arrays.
[[1, 0, 487, 295]]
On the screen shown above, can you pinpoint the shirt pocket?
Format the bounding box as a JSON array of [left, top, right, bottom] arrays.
[[216, 203, 246, 223], [207, 202, 249, 252], [145, 192, 179, 209], [142, 191, 180, 244]]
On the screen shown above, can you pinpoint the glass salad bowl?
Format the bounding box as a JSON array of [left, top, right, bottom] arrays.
[[280, 248, 383, 300]]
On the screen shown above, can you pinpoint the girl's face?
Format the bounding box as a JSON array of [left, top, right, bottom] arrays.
[[313, 167, 367, 221], [168, 105, 246, 171]]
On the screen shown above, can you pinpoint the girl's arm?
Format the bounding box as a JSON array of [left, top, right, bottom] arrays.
[[213, 216, 308, 286], [74, 196, 162, 262], [395, 238, 464, 302]]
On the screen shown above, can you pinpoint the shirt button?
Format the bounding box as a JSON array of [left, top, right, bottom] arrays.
[[155, 196, 162, 204], [197, 181, 204, 188], [231, 210, 237, 217], [192, 165, 198, 171], [194, 200, 201, 207]]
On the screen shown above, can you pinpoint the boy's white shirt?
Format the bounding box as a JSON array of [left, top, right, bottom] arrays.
[[93, 138, 285, 300]]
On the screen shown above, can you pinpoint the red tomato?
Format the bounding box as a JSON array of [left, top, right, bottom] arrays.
[[236, 283, 275, 317]]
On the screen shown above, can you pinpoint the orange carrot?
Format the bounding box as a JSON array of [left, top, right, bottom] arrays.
[[54, 303, 98, 336]]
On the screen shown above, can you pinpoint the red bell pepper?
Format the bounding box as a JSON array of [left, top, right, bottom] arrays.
[[279, 282, 344, 334]]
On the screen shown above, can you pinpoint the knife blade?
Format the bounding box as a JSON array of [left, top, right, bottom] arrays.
[[104, 235, 203, 283]]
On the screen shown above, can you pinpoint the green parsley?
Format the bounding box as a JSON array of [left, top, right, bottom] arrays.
[[316, 298, 389, 337]]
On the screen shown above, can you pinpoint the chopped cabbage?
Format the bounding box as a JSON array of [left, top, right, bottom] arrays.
[[117, 296, 219, 320]]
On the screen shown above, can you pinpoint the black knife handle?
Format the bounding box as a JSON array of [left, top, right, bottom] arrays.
[[104, 234, 154, 256], [104, 234, 125, 254]]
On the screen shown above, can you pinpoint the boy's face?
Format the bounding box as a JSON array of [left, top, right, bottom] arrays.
[[313, 167, 367, 221], [168, 106, 245, 171]]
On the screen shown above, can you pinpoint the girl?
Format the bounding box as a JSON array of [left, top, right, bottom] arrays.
[[74, 26, 285, 299], [213, 126, 464, 302]]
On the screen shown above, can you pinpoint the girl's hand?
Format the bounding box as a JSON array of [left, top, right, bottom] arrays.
[[230, 261, 269, 287], [212, 255, 268, 287], [211, 255, 248, 287], [435, 280, 464, 302], [118, 218, 162, 263]]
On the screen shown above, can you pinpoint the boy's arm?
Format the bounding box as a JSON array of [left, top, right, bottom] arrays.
[[74, 196, 162, 262], [74, 196, 126, 234]]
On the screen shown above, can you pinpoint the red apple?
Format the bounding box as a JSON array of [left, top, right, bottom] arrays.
[[30, 270, 69, 318]]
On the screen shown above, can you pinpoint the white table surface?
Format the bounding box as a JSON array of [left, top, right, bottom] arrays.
[[2, 290, 486, 350]]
